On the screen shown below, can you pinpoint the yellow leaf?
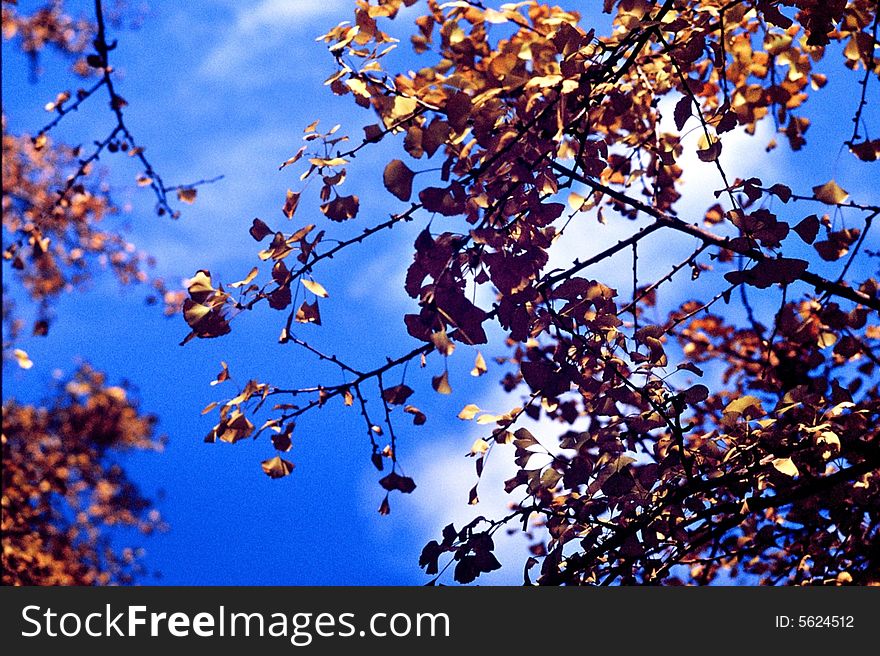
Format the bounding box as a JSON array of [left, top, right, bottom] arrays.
[[470, 351, 487, 377], [345, 77, 371, 98], [458, 403, 480, 420], [469, 438, 490, 455], [772, 457, 799, 477], [476, 413, 497, 425], [812, 179, 849, 205], [229, 267, 259, 289], [723, 395, 763, 417], [301, 278, 329, 298], [13, 349, 33, 370], [432, 370, 452, 394]]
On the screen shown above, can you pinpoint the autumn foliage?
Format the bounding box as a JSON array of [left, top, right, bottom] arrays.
[[2, 365, 165, 585], [2, 0, 169, 586], [3, 0, 879, 587], [186, 0, 880, 585]]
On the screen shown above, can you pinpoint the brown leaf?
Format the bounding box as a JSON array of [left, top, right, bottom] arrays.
[[697, 139, 722, 162], [382, 384, 414, 405], [673, 95, 691, 131], [294, 300, 322, 325], [445, 91, 472, 132], [814, 229, 860, 262], [419, 186, 464, 216], [278, 145, 307, 170], [282, 190, 301, 218], [249, 218, 272, 241], [793, 215, 820, 244], [404, 404, 426, 425], [458, 404, 480, 420], [229, 266, 258, 289], [430, 330, 455, 356], [261, 455, 294, 479], [724, 257, 808, 289], [383, 159, 415, 201], [849, 139, 880, 162], [176, 188, 197, 204], [320, 194, 359, 221], [379, 472, 416, 493], [268, 284, 292, 310]]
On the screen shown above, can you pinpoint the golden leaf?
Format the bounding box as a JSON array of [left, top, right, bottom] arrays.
[[771, 457, 799, 477], [458, 403, 480, 420], [13, 349, 33, 370], [301, 278, 329, 298], [812, 179, 849, 205], [470, 351, 487, 377]]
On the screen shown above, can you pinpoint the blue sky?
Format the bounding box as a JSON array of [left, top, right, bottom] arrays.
[[3, 1, 878, 585]]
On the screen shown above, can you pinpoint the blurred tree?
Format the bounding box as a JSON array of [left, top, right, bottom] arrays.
[[1, 0, 191, 584], [193, 0, 880, 585], [2, 365, 166, 585]]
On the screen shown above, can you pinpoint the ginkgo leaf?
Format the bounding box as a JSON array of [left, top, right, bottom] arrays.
[[382, 384, 414, 405], [176, 188, 197, 204], [793, 215, 819, 244], [379, 472, 416, 493], [249, 218, 272, 241], [294, 300, 321, 325], [301, 278, 329, 298], [812, 179, 849, 205], [469, 438, 490, 456], [404, 404, 427, 425], [723, 395, 763, 417], [261, 455, 295, 479], [210, 361, 230, 385], [283, 190, 301, 218], [470, 351, 487, 376], [445, 91, 472, 132], [320, 194, 359, 221], [278, 145, 307, 170], [458, 403, 480, 420], [430, 330, 455, 356], [271, 433, 292, 452], [13, 349, 33, 370], [673, 95, 691, 131], [383, 159, 415, 201], [229, 267, 258, 288], [697, 138, 722, 162], [345, 77, 371, 98], [771, 457, 799, 477], [432, 370, 452, 394], [186, 270, 216, 303]]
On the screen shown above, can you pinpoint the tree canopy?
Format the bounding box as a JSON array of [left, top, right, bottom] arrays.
[[188, 0, 879, 585], [3, 0, 879, 586]]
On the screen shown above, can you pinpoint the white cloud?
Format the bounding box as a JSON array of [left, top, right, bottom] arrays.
[[199, 0, 348, 83]]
